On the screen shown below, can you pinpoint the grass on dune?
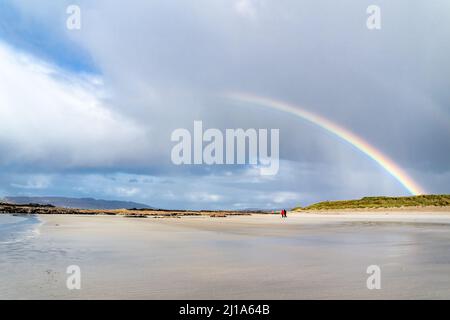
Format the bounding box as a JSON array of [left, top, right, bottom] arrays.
[[293, 194, 450, 211]]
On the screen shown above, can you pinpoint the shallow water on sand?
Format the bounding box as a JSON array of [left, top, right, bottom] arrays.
[[0, 214, 41, 244], [1, 214, 450, 299]]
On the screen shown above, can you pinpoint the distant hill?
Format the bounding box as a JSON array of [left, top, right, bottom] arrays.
[[294, 195, 450, 211], [3, 196, 153, 210]]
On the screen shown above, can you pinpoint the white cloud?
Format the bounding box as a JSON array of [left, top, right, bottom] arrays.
[[270, 191, 300, 204], [234, 0, 259, 19], [10, 175, 52, 190], [114, 187, 140, 197], [0, 42, 151, 168], [187, 192, 223, 203]]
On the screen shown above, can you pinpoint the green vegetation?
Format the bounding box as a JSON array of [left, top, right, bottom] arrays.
[[293, 195, 450, 211]]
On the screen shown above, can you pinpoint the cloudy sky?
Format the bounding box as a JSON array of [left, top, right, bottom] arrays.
[[0, 0, 449, 209]]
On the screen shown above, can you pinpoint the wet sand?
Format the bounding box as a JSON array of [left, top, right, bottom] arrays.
[[1, 212, 450, 299]]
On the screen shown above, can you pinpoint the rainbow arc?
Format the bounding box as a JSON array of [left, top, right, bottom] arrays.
[[226, 92, 426, 195]]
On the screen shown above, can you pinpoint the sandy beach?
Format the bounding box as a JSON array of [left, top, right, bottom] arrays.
[[1, 211, 450, 299]]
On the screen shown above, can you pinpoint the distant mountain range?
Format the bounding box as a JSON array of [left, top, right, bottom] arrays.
[[3, 196, 153, 210]]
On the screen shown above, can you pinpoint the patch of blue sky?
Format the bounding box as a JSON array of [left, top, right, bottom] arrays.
[[0, 1, 97, 74]]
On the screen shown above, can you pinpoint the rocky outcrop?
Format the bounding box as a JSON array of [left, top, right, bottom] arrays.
[[0, 203, 257, 218]]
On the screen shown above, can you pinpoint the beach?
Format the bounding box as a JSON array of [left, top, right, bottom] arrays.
[[1, 212, 450, 299]]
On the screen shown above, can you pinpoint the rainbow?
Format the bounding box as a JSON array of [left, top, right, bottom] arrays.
[[226, 92, 426, 195]]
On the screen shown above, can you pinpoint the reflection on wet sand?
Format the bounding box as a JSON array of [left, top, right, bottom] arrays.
[[1, 213, 450, 299]]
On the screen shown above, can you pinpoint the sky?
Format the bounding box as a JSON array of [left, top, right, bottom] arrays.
[[0, 0, 449, 210]]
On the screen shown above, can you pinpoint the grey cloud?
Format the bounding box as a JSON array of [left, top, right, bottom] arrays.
[[1, 0, 449, 207]]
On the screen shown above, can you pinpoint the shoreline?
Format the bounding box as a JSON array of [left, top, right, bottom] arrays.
[[3, 209, 450, 219], [32, 211, 450, 226], [0, 202, 259, 218], [2, 202, 450, 218]]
